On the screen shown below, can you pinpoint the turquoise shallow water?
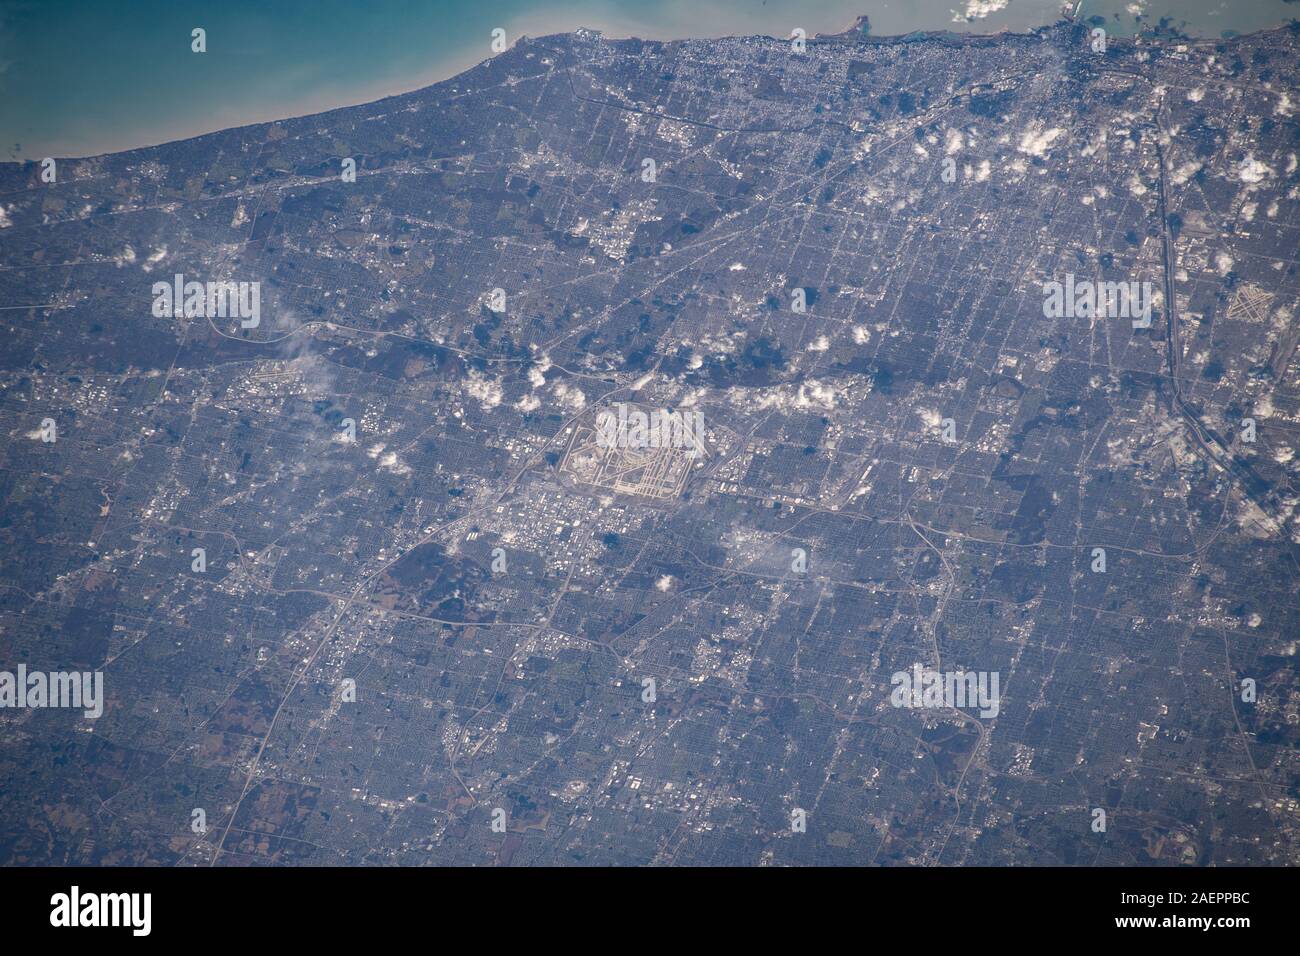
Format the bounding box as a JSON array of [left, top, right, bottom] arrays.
[[0, 0, 1295, 160]]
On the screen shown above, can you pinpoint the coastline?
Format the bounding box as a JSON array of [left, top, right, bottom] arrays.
[[4, 5, 1293, 165], [6, 6, 881, 162]]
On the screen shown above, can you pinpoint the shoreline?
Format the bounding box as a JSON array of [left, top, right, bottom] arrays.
[[5, 11, 1287, 165]]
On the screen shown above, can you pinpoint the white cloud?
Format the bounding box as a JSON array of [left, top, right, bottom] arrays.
[[952, 0, 1009, 22], [1017, 125, 1063, 158], [465, 370, 502, 410], [553, 381, 586, 411], [1239, 153, 1273, 184]]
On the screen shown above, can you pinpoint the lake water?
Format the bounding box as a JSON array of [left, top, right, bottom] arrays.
[[1, 0, 1295, 160]]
